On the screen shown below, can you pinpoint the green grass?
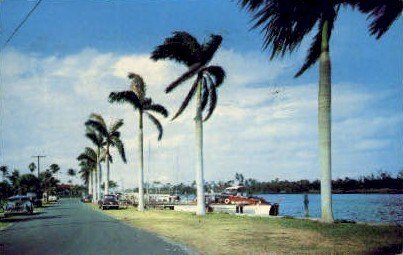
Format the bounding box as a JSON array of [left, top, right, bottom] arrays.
[[89, 204, 402, 255]]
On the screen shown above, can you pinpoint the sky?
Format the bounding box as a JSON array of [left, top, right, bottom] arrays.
[[0, 0, 401, 187]]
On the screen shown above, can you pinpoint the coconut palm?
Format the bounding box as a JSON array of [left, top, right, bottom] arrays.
[[239, 0, 401, 222], [109, 73, 168, 211], [85, 127, 105, 203], [151, 32, 226, 216], [77, 147, 98, 196], [85, 114, 127, 195]]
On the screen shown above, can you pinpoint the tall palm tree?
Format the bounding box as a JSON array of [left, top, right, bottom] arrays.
[[239, 0, 401, 222], [85, 114, 127, 195], [77, 147, 98, 196], [85, 127, 104, 203], [151, 31, 226, 216], [109, 73, 168, 211]]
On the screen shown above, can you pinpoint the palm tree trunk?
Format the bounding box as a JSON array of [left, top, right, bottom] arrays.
[[138, 110, 145, 211], [93, 168, 98, 203], [98, 161, 102, 200], [319, 20, 334, 223], [105, 148, 110, 195], [88, 170, 92, 195], [195, 80, 205, 216]]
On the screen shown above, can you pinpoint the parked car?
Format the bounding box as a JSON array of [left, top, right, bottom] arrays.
[[98, 194, 119, 210], [81, 194, 92, 203], [3, 195, 34, 217], [48, 195, 58, 202]]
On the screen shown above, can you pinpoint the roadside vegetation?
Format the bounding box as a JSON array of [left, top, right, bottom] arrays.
[[91, 205, 402, 255]]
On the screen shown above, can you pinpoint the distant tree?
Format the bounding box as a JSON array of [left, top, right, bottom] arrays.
[[28, 162, 36, 173], [85, 113, 127, 195], [77, 147, 99, 199], [101, 180, 118, 190], [0, 165, 8, 180], [49, 164, 60, 174], [18, 174, 41, 195], [85, 127, 105, 202]]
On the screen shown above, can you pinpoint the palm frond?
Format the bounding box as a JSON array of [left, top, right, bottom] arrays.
[[201, 77, 209, 111], [295, 10, 337, 77], [240, 0, 322, 59], [203, 76, 218, 122], [128, 72, 146, 100], [165, 63, 202, 93], [110, 119, 124, 134], [77, 147, 97, 163], [89, 113, 107, 130], [85, 129, 104, 148], [201, 34, 223, 64], [111, 137, 127, 163], [203, 66, 226, 87], [354, 0, 401, 39], [150, 31, 202, 67], [85, 119, 109, 138], [146, 112, 164, 141], [171, 77, 199, 120], [145, 103, 169, 118], [109, 91, 142, 109]]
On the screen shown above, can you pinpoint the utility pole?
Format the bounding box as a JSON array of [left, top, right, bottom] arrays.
[[32, 155, 46, 177]]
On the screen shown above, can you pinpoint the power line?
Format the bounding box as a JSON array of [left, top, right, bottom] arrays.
[[2, 0, 43, 49]]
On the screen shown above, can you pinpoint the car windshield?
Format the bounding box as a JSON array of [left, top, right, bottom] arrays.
[[104, 195, 116, 201]]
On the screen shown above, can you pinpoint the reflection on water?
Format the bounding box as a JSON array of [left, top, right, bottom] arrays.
[[259, 194, 403, 225]]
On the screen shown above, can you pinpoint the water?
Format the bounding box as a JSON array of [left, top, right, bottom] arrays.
[[259, 194, 403, 225]]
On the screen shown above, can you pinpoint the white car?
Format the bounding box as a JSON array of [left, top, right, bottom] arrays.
[[48, 195, 58, 202]]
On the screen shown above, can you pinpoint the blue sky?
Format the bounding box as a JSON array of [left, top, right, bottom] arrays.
[[0, 1, 401, 186]]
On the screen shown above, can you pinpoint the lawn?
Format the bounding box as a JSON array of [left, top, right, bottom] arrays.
[[89, 205, 402, 255]]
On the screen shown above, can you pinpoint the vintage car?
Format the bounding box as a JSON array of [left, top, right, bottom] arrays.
[[98, 194, 119, 210], [3, 195, 34, 217], [81, 194, 92, 203]]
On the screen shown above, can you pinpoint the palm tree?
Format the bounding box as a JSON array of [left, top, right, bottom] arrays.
[[28, 162, 36, 174], [77, 147, 98, 196], [239, 0, 401, 222], [85, 127, 105, 203], [109, 73, 168, 211], [151, 32, 226, 216], [85, 114, 127, 195], [49, 164, 60, 174]]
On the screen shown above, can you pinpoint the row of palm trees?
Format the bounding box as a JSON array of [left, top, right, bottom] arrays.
[[76, 32, 225, 215], [76, 0, 400, 221]]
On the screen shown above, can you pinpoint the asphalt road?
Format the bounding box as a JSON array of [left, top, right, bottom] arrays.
[[0, 198, 192, 255]]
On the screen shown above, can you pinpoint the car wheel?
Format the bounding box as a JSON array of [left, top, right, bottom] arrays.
[[101, 206, 105, 210]]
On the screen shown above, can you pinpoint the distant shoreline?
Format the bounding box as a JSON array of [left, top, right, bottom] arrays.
[[255, 189, 403, 195]]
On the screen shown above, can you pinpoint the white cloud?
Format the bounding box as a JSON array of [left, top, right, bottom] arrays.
[[0, 48, 401, 188]]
